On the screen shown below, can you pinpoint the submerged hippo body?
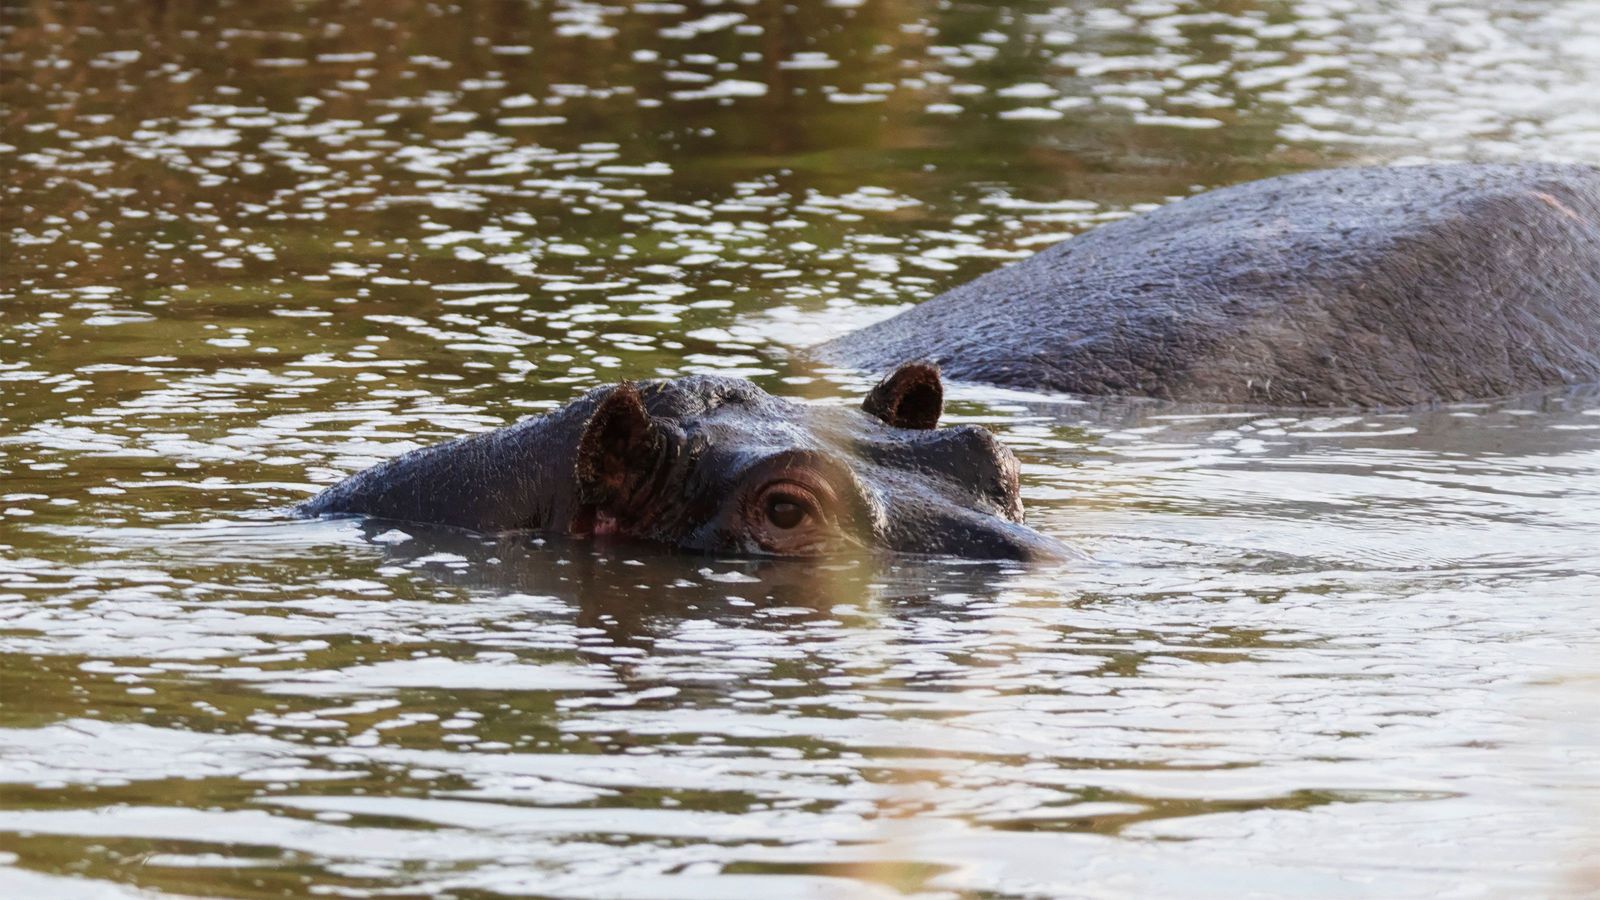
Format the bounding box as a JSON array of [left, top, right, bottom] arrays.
[[305, 163, 1600, 559], [818, 163, 1600, 407], [301, 364, 1068, 561]]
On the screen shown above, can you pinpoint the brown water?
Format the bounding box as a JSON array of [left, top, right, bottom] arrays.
[[3, 0, 1600, 896]]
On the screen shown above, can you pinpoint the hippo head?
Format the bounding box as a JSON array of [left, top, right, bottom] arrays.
[[302, 362, 1071, 561], [564, 362, 1068, 561]]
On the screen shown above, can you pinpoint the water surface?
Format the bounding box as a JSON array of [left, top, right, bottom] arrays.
[[3, 0, 1599, 896]]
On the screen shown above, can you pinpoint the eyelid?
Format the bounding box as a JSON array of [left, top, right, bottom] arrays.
[[757, 481, 824, 513]]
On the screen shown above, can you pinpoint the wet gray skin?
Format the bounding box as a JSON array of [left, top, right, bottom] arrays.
[[819, 163, 1600, 407], [299, 362, 1069, 561]]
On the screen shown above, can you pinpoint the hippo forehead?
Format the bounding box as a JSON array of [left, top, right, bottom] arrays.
[[629, 374, 1024, 520], [633, 374, 772, 418]]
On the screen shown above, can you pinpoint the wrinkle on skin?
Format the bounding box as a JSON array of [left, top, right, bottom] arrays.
[[1534, 190, 1587, 225]]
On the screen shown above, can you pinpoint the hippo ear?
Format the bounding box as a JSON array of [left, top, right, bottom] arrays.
[[575, 383, 661, 508], [863, 361, 943, 430]]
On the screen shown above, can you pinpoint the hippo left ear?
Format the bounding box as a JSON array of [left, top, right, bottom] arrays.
[[575, 383, 663, 509], [863, 361, 943, 430]]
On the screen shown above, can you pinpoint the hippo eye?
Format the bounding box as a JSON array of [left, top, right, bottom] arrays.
[[747, 480, 832, 555], [764, 493, 810, 530]]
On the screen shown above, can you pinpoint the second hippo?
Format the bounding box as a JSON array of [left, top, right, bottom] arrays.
[[817, 162, 1600, 407]]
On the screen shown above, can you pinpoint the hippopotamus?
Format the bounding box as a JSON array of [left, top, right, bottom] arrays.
[[302, 162, 1600, 558], [301, 363, 1070, 561], [818, 162, 1600, 407]]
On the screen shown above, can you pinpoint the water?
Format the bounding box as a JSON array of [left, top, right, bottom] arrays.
[[3, 0, 1599, 895]]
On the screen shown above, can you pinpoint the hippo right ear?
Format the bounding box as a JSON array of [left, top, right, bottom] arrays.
[[863, 361, 944, 430], [575, 383, 662, 508]]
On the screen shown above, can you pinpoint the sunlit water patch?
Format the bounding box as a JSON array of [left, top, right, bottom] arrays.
[[3, 0, 1599, 896]]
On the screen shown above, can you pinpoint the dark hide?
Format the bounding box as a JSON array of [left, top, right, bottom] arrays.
[[815, 163, 1600, 407]]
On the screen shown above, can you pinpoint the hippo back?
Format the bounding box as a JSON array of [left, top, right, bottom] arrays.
[[815, 163, 1600, 406]]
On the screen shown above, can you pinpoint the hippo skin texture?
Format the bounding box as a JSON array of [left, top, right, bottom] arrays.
[[815, 163, 1600, 407]]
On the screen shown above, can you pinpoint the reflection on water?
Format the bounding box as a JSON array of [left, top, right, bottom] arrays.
[[2, 0, 1599, 896]]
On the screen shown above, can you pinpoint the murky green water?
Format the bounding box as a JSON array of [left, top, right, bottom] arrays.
[[3, 0, 1599, 896]]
